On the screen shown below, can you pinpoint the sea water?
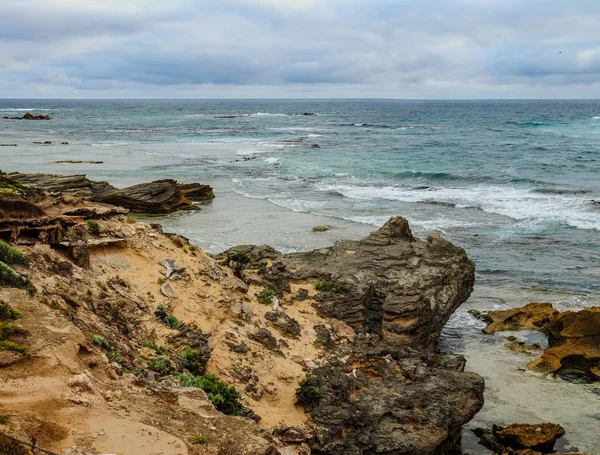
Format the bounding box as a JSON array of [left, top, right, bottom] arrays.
[[1, 99, 600, 452]]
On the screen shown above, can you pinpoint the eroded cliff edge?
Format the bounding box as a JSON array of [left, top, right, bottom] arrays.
[[0, 176, 483, 455]]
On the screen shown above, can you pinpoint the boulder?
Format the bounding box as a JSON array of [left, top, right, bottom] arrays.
[[9, 112, 52, 120], [286, 217, 475, 350], [493, 423, 565, 452], [474, 302, 558, 335], [312, 225, 329, 232]]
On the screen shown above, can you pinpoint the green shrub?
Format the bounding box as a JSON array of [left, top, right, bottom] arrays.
[[227, 251, 251, 277], [108, 351, 123, 365], [86, 220, 100, 235], [257, 289, 275, 305], [142, 342, 165, 354], [165, 315, 185, 330], [154, 304, 169, 320], [0, 175, 26, 197], [0, 341, 30, 358], [157, 276, 167, 285], [177, 373, 243, 416], [0, 322, 22, 340], [295, 373, 323, 407], [0, 262, 29, 289], [154, 305, 186, 330], [150, 355, 173, 376], [0, 435, 30, 455], [92, 335, 110, 350], [191, 435, 208, 445], [0, 242, 28, 266], [0, 302, 21, 321], [315, 279, 344, 293], [179, 346, 204, 376]]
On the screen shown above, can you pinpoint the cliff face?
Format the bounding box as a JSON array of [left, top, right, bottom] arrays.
[[0, 183, 483, 455]]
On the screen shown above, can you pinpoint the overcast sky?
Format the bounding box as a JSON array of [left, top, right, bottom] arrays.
[[1, 0, 600, 99]]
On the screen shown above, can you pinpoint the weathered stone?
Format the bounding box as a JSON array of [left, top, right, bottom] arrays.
[[476, 302, 559, 335], [265, 311, 301, 338], [493, 423, 565, 452]]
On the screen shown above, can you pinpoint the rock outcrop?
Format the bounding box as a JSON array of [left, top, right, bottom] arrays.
[[223, 217, 482, 454], [7, 172, 215, 213], [474, 422, 566, 454], [1, 178, 483, 455], [5, 112, 52, 120], [478, 303, 600, 381]]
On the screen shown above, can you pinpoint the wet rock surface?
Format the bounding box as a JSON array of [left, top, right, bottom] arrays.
[[479, 303, 600, 380], [474, 422, 567, 454]]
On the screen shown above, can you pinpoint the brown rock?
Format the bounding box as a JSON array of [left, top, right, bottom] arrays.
[[478, 302, 558, 334], [527, 308, 600, 379], [493, 423, 565, 452]]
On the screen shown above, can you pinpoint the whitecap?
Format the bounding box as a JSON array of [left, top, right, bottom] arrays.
[[264, 157, 279, 164], [1, 108, 51, 111]]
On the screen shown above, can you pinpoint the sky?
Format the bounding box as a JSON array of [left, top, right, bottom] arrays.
[[1, 0, 600, 99]]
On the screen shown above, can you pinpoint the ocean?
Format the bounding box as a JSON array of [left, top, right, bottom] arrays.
[[1, 99, 600, 452]]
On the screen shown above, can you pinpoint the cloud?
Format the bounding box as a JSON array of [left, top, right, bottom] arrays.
[[0, 0, 599, 98]]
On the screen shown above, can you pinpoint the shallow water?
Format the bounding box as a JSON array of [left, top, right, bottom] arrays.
[[2, 99, 600, 453]]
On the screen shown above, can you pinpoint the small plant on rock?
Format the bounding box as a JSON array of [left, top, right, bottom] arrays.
[[0, 435, 30, 455], [177, 373, 243, 416], [150, 355, 173, 376], [295, 373, 323, 407], [179, 346, 204, 375], [191, 435, 208, 445], [257, 289, 275, 305], [0, 341, 30, 358], [86, 220, 100, 235], [227, 251, 251, 277], [0, 241, 28, 266], [92, 335, 110, 350], [142, 342, 166, 354], [315, 279, 345, 293], [157, 276, 167, 285], [0, 302, 21, 321], [0, 414, 11, 425]]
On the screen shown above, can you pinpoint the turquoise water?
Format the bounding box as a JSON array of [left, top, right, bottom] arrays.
[[2, 99, 600, 452], [2, 99, 600, 293]]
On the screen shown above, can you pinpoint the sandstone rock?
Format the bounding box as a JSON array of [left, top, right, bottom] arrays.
[[474, 302, 558, 334], [527, 307, 600, 379], [493, 423, 565, 452], [265, 311, 300, 338], [67, 373, 94, 393], [160, 281, 177, 298], [66, 225, 90, 268], [248, 328, 282, 355]]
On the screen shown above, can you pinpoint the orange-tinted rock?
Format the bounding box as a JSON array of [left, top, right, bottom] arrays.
[[477, 302, 559, 334], [492, 423, 565, 452], [527, 308, 600, 379]]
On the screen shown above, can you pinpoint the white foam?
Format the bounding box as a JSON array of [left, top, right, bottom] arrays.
[[318, 183, 600, 231], [592, 116, 600, 120], [268, 198, 328, 213], [264, 157, 279, 164], [1, 108, 51, 111]]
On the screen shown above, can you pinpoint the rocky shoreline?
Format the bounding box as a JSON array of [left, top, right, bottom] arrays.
[[0, 173, 597, 455]]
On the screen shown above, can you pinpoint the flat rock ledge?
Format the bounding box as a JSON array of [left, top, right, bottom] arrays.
[[6, 172, 215, 214]]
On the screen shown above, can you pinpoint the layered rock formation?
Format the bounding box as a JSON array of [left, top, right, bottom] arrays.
[[223, 217, 483, 454], [0, 181, 483, 455], [477, 303, 600, 381], [6, 172, 215, 213]]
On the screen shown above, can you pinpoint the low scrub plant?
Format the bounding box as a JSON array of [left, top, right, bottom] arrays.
[[177, 373, 243, 416], [0, 341, 31, 358], [154, 305, 186, 330], [141, 342, 165, 354], [0, 435, 30, 455], [92, 335, 110, 350], [179, 346, 204, 375], [227, 251, 251, 277], [295, 373, 323, 407], [257, 289, 275, 305], [0, 175, 26, 198], [315, 279, 345, 293], [191, 435, 208, 445], [0, 302, 21, 321], [0, 322, 22, 340], [0, 241, 28, 266], [86, 220, 100, 235], [150, 355, 173, 376]]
